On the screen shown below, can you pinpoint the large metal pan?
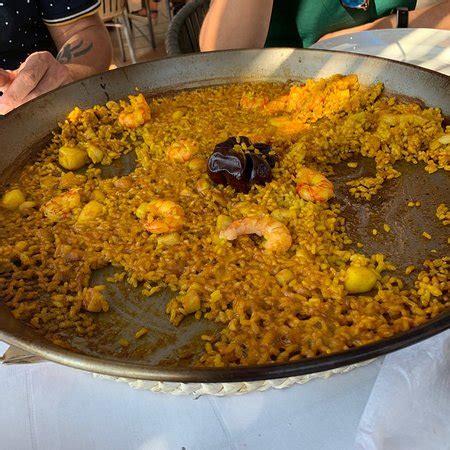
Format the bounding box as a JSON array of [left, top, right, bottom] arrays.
[[0, 49, 449, 382]]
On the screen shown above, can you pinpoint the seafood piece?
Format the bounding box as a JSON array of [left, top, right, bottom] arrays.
[[41, 189, 81, 222], [55, 244, 83, 263], [18, 201, 36, 212], [296, 167, 334, 203], [118, 94, 151, 128], [143, 200, 185, 234], [275, 269, 294, 286], [345, 266, 378, 294], [216, 214, 232, 232], [268, 116, 309, 136], [91, 189, 106, 203], [187, 158, 207, 171], [1, 189, 26, 210], [58, 145, 88, 170], [220, 215, 292, 253], [135, 202, 152, 219], [84, 143, 104, 164], [77, 200, 105, 224], [194, 175, 211, 194], [180, 289, 201, 314], [59, 172, 86, 189], [157, 232, 181, 247], [286, 85, 306, 111], [240, 92, 268, 110], [264, 94, 289, 114], [167, 138, 199, 162], [81, 286, 109, 313], [67, 106, 82, 123], [171, 108, 187, 120]]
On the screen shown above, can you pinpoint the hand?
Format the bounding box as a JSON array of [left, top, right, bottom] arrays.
[[0, 51, 74, 115]]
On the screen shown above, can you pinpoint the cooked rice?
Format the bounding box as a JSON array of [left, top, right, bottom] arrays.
[[0, 74, 449, 366]]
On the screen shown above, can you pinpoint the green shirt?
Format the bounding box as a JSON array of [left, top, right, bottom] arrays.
[[265, 0, 417, 48]]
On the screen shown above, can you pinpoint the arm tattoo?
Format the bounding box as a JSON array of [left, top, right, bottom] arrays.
[[56, 40, 93, 64]]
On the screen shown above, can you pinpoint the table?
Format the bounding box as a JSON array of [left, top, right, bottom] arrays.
[[311, 28, 450, 75], [0, 341, 383, 450]]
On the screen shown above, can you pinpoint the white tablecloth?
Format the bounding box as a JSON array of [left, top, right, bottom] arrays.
[[1, 340, 383, 450], [3, 332, 449, 450]]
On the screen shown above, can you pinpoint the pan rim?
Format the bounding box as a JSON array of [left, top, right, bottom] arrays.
[[0, 308, 448, 382], [0, 48, 449, 382], [1, 47, 449, 121]]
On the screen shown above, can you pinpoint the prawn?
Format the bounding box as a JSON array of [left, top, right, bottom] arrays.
[[220, 215, 292, 253], [268, 116, 309, 136], [81, 286, 109, 313], [264, 94, 289, 114], [263, 86, 305, 114], [167, 138, 199, 162], [296, 167, 334, 203], [142, 199, 185, 234], [118, 94, 151, 128], [240, 92, 269, 110], [41, 188, 81, 222]]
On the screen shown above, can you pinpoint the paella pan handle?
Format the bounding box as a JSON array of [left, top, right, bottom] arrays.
[[1, 345, 45, 364]]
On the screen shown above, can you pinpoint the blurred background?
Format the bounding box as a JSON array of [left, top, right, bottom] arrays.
[[105, 0, 446, 68], [105, 0, 186, 67]]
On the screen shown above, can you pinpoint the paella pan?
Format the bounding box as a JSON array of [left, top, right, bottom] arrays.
[[0, 49, 449, 382]]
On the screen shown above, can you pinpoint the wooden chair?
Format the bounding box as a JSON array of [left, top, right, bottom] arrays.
[[100, 0, 137, 63]]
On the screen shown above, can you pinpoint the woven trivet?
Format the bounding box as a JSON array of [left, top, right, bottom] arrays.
[[1, 345, 375, 396], [94, 359, 375, 396]]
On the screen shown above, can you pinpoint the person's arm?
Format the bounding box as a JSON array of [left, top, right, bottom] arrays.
[[0, 13, 112, 114], [50, 12, 112, 80], [320, 1, 450, 42], [199, 0, 274, 51]]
